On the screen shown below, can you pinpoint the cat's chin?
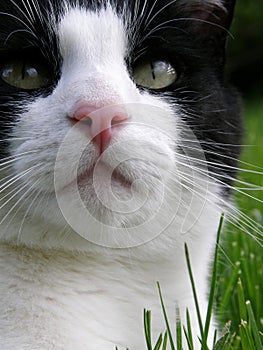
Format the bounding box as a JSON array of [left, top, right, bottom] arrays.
[[56, 159, 166, 225]]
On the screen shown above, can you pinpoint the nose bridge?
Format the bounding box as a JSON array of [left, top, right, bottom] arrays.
[[61, 71, 122, 106], [89, 73, 124, 106], [59, 28, 128, 107], [57, 6, 133, 123]]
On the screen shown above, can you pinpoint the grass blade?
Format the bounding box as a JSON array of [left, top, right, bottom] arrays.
[[185, 308, 194, 350], [162, 331, 168, 350], [246, 300, 263, 350], [204, 214, 224, 342], [157, 282, 176, 350], [183, 326, 194, 350], [144, 309, 152, 350], [239, 320, 256, 350], [213, 329, 217, 348], [218, 261, 241, 317], [153, 333, 163, 350], [184, 243, 208, 349], [237, 278, 247, 321], [176, 307, 183, 350], [213, 332, 230, 350]]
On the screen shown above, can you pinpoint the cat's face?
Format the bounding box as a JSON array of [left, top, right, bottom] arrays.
[[0, 0, 242, 250]]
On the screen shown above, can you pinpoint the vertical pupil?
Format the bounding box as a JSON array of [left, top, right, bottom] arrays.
[[150, 61, 156, 80], [21, 61, 26, 80]]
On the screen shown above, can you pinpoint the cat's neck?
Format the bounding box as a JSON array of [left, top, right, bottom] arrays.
[[0, 244, 140, 349]]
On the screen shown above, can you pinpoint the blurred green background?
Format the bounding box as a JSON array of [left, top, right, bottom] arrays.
[[227, 0, 263, 96], [215, 1, 263, 346]]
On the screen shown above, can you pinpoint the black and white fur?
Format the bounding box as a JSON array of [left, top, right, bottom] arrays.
[[0, 1, 243, 349]]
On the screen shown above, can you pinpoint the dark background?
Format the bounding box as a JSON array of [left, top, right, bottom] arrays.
[[227, 0, 263, 97]]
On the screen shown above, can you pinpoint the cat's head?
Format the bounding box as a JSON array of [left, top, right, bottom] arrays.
[[0, 0, 242, 251]]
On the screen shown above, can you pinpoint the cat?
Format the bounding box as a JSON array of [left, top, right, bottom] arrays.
[[0, 0, 243, 349]]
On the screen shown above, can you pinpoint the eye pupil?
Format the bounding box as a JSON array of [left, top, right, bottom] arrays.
[[150, 61, 156, 80]]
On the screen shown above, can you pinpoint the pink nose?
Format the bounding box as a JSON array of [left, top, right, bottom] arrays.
[[71, 104, 128, 154]]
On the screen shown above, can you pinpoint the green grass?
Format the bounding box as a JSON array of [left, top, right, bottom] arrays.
[[117, 98, 263, 349], [216, 97, 263, 347], [140, 212, 263, 350]]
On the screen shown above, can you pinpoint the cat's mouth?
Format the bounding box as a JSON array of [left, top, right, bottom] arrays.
[[77, 164, 133, 189], [58, 160, 134, 197]]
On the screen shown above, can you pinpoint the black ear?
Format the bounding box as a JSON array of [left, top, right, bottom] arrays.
[[219, 0, 236, 30], [177, 0, 237, 38], [171, 0, 237, 68]]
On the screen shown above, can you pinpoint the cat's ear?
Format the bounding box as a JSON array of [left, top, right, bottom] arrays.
[[200, 0, 236, 32], [180, 0, 236, 40], [220, 0, 236, 29]]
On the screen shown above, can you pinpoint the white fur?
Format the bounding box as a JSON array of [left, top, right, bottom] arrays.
[[0, 5, 224, 349]]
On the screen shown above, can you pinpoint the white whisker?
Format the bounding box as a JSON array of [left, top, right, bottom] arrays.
[[0, 11, 37, 42], [0, 176, 42, 227], [16, 184, 43, 242], [0, 163, 42, 193], [0, 150, 38, 166], [175, 154, 263, 194], [166, 167, 263, 242], [4, 29, 37, 46], [0, 137, 32, 143], [9, 0, 36, 25], [175, 144, 263, 175], [143, 0, 178, 29]]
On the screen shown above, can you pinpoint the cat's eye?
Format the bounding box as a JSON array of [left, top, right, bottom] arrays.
[[0, 59, 51, 90], [133, 59, 177, 89]]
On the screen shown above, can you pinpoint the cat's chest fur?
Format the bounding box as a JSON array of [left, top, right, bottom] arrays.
[[0, 0, 242, 349], [0, 218, 218, 350]]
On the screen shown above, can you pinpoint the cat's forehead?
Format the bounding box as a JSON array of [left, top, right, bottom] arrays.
[[56, 0, 225, 58], [0, 0, 227, 45], [58, 6, 126, 65]]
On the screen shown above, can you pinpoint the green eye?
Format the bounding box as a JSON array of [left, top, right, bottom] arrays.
[[1, 59, 51, 90], [133, 59, 178, 89]]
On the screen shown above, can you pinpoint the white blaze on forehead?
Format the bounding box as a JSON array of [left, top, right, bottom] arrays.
[[58, 6, 127, 74], [56, 5, 135, 107]]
